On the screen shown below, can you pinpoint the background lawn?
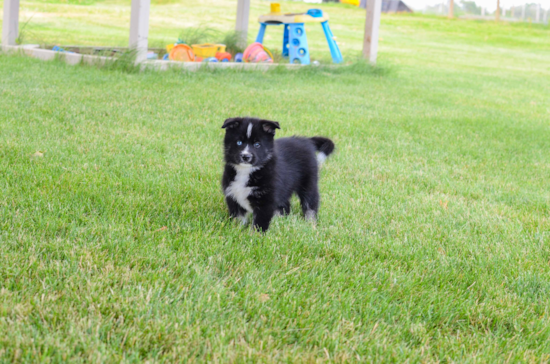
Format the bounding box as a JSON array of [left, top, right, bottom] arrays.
[[1, 0, 550, 362]]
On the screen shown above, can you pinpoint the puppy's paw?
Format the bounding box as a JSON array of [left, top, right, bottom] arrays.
[[305, 210, 317, 222], [233, 214, 249, 226]]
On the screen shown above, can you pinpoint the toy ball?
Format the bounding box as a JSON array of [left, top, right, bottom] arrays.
[[203, 57, 218, 62], [52, 45, 74, 54], [243, 43, 273, 63], [215, 51, 232, 62], [162, 54, 169, 60], [169, 44, 195, 62], [234, 53, 244, 62]]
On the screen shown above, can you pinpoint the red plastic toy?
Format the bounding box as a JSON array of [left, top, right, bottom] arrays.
[[215, 52, 232, 62]]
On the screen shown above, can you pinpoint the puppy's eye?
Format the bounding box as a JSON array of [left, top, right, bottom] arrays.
[[253, 142, 261, 148], [236, 141, 242, 146]]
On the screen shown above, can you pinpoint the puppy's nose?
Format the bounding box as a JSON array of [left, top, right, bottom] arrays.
[[240, 153, 253, 163]]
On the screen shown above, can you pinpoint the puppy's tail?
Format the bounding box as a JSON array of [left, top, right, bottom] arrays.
[[310, 137, 335, 166]]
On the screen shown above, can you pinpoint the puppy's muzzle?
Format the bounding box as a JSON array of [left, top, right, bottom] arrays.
[[240, 152, 253, 164]]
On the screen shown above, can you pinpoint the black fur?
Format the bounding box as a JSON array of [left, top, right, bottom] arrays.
[[221, 117, 335, 232]]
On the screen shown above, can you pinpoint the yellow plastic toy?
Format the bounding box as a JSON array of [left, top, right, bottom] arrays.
[[258, 3, 329, 24], [191, 44, 227, 58], [340, 0, 360, 5]]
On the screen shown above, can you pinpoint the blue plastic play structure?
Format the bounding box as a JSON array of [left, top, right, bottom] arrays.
[[255, 7, 343, 65], [285, 24, 310, 64]]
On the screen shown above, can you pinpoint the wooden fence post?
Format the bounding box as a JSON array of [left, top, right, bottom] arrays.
[[448, 0, 454, 18], [235, 0, 251, 49], [129, 0, 150, 63], [2, 0, 20, 51], [363, 0, 382, 64]]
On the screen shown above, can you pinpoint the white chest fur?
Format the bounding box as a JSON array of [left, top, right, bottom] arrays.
[[225, 165, 257, 213]]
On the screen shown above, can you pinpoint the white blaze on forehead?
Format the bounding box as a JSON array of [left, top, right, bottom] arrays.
[[247, 123, 253, 139]]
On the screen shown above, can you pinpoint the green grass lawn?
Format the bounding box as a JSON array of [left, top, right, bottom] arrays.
[[1, 0, 550, 361]]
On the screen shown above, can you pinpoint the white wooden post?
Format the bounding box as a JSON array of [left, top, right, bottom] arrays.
[[536, 4, 541, 22], [2, 0, 20, 51], [521, 4, 526, 20], [235, 0, 250, 49], [545, 9, 549, 25], [129, 0, 150, 63], [363, 0, 382, 64]]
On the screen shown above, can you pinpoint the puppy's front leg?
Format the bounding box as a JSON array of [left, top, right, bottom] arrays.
[[226, 197, 248, 224], [252, 206, 275, 232]]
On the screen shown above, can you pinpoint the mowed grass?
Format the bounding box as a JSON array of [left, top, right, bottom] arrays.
[[2, 0, 550, 361]]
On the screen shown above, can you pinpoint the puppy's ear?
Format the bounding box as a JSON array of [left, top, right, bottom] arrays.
[[260, 120, 280, 135], [222, 118, 242, 129]]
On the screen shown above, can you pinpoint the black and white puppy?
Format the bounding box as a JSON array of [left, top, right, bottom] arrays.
[[221, 117, 335, 232]]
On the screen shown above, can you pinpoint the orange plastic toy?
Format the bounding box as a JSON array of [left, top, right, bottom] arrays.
[[169, 44, 195, 62]]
